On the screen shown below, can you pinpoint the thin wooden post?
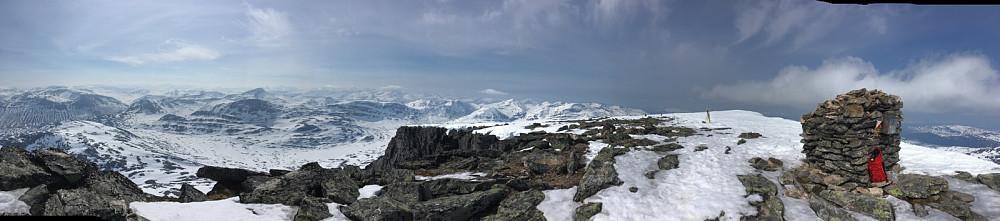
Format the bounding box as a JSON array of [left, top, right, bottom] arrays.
[[706, 107, 711, 123]]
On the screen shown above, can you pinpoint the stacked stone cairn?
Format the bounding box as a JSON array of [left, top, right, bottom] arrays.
[[800, 88, 902, 187]]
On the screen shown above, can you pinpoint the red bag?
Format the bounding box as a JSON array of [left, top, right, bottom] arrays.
[[868, 146, 888, 183]]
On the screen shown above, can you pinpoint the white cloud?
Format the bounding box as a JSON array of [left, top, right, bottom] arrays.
[[704, 54, 1000, 113], [106, 42, 219, 66], [380, 85, 402, 90], [240, 4, 292, 47], [479, 89, 508, 95]]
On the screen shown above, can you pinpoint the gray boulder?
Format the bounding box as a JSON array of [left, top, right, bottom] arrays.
[[818, 190, 894, 221], [18, 184, 51, 215], [380, 182, 430, 203], [240, 162, 359, 205], [483, 190, 546, 221], [977, 173, 1000, 192], [411, 186, 508, 221], [0, 146, 52, 190], [574, 147, 628, 202], [884, 174, 947, 199], [179, 183, 208, 203]]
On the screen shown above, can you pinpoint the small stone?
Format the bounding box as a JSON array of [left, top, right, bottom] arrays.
[[644, 171, 657, 179], [737, 139, 746, 145], [629, 187, 638, 193]]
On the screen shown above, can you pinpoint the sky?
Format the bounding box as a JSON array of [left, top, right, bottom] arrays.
[[1, 0, 999, 128]]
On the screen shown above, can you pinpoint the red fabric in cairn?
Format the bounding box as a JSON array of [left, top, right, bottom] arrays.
[[868, 146, 888, 183]]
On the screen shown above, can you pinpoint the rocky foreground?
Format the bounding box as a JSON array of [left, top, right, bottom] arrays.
[[3, 115, 1000, 220]]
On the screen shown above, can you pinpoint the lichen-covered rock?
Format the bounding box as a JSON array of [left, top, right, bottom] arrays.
[[240, 162, 359, 205], [575, 202, 602, 221], [749, 157, 770, 171], [808, 196, 857, 221], [411, 186, 508, 221], [483, 190, 546, 221], [884, 174, 947, 199], [652, 143, 684, 152], [179, 183, 208, 203], [737, 174, 783, 221], [911, 203, 929, 217], [0, 146, 53, 190], [953, 171, 976, 183], [818, 190, 894, 221], [294, 197, 332, 221], [657, 154, 680, 170], [574, 147, 627, 202], [738, 174, 777, 197], [977, 173, 1000, 192]]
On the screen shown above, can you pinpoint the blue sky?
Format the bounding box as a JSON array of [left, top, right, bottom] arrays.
[[1, 1, 999, 128]]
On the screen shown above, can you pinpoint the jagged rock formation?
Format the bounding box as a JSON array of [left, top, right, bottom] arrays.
[[0, 146, 155, 220], [801, 88, 903, 187]]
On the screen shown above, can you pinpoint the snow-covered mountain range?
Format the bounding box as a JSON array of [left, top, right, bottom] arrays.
[[904, 125, 1000, 165], [0, 86, 644, 196]]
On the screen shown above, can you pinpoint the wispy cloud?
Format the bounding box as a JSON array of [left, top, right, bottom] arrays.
[[380, 85, 402, 90], [732, 0, 888, 50], [704, 53, 1000, 113], [479, 88, 508, 95], [106, 42, 219, 66], [240, 4, 292, 47]]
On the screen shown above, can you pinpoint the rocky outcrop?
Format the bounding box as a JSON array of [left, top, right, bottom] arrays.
[[749, 157, 782, 171], [196, 165, 268, 199], [1, 146, 54, 190], [884, 174, 947, 199], [574, 147, 628, 202], [818, 190, 894, 221], [365, 126, 502, 172], [738, 174, 784, 221], [179, 183, 208, 203], [800, 89, 903, 187], [807, 196, 857, 221], [240, 162, 359, 205], [978, 173, 1000, 192], [43, 170, 151, 220], [0, 146, 155, 219]]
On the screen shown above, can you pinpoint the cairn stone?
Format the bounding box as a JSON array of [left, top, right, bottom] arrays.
[[801, 89, 903, 187]]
